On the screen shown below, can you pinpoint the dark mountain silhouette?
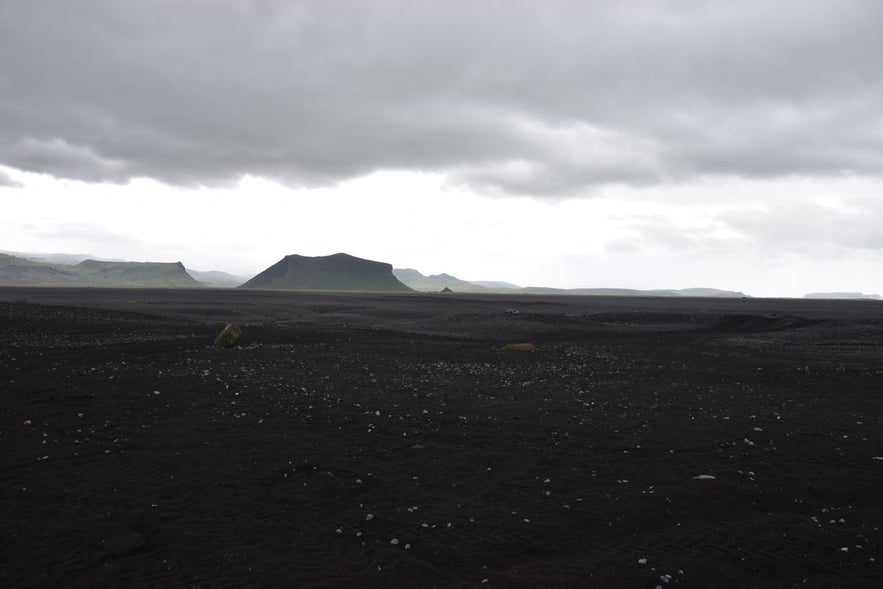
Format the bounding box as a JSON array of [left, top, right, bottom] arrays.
[[0, 253, 201, 287], [2, 249, 751, 296], [241, 253, 411, 292]]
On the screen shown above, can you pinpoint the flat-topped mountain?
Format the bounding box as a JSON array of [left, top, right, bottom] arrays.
[[241, 253, 411, 292], [72, 260, 201, 287], [0, 253, 201, 287]]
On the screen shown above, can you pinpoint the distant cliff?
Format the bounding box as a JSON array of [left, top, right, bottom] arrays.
[[241, 253, 412, 292], [0, 253, 202, 287]]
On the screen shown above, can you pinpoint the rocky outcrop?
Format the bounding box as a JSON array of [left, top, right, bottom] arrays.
[[241, 253, 411, 292]]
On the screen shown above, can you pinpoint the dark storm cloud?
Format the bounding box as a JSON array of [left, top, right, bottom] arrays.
[[1, 0, 881, 194]]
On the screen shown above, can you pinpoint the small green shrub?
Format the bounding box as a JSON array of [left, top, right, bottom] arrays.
[[214, 323, 242, 348]]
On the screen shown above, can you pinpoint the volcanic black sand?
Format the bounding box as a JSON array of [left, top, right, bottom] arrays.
[[1, 287, 881, 587]]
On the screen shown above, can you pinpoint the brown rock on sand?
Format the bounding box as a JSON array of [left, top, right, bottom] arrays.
[[214, 323, 241, 348], [502, 343, 536, 351]]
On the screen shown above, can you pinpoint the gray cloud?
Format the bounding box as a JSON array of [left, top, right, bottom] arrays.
[[606, 193, 883, 261], [1, 0, 881, 195], [0, 168, 21, 188], [720, 196, 883, 255]]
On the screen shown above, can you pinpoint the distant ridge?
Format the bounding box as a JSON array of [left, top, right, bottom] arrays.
[[242, 253, 411, 292], [1, 248, 751, 296], [0, 253, 202, 287], [518, 286, 748, 297], [804, 292, 880, 300], [393, 268, 490, 293], [0, 249, 123, 265], [186, 269, 249, 288], [394, 266, 747, 297], [470, 280, 522, 291]]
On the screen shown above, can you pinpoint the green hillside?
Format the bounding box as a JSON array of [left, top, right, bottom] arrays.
[[0, 254, 202, 287]]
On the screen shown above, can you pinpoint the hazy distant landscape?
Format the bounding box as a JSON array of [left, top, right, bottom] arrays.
[[4, 249, 877, 300]]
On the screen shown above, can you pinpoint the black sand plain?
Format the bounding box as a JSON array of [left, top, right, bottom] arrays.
[[1, 287, 881, 587]]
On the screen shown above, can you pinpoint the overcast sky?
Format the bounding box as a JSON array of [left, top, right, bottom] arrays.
[[2, 0, 882, 296]]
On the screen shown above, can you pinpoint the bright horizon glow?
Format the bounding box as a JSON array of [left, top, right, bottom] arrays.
[[3, 164, 881, 298]]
